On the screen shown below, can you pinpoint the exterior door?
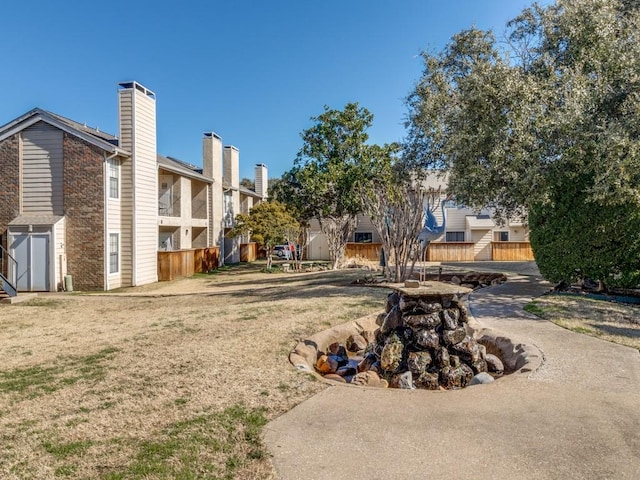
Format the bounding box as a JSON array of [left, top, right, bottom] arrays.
[[11, 233, 50, 291]]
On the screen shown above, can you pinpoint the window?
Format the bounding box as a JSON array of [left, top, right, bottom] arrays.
[[108, 158, 119, 199], [354, 232, 373, 243], [446, 231, 465, 242], [109, 233, 119, 274], [495, 231, 509, 242]]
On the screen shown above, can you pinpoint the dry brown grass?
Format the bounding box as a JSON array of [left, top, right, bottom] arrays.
[[0, 266, 388, 479], [525, 294, 640, 350]]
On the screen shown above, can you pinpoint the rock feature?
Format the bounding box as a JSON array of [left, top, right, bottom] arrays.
[[313, 281, 500, 390]]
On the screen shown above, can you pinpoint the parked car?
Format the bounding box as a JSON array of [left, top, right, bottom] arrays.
[[273, 244, 301, 260]]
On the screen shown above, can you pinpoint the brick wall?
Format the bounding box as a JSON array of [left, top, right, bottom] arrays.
[[0, 135, 20, 260], [63, 134, 105, 290]]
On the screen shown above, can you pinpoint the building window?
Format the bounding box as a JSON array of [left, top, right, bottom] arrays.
[[108, 158, 119, 199], [109, 233, 119, 274], [354, 232, 373, 243], [495, 231, 509, 242], [446, 231, 465, 242]]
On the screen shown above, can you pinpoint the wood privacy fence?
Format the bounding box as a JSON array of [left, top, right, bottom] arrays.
[[343, 241, 534, 262], [344, 242, 382, 261], [426, 242, 475, 262], [240, 242, 258, 262], [491, 241, 535, 261], [158, 247, 220, 281]]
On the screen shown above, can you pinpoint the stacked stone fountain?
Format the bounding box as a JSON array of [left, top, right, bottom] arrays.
[[313, 281, 503, 389]]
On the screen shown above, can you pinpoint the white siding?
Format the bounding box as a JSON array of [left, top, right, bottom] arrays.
[[22, 122, 63, 215], [54, 218, 66, 291], [106, 157, 124, 289], [441, 208, 468, 236], [119, 84, 158, 286], [203, 134, 224, 248], [307, 219, 331, 260], [472, 230, 492, 260]]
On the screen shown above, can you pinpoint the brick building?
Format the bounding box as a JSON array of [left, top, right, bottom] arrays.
[[0, 81, 266, 293]]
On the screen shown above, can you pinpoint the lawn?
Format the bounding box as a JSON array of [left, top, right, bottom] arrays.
[[0, 266, 388, 479], [525, 294, 640, 351]]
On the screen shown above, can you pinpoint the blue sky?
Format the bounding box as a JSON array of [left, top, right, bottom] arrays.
[[2, 1, 548, 180]]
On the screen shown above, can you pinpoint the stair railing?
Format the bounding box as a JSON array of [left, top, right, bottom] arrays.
[[0, 244, 18, 297]]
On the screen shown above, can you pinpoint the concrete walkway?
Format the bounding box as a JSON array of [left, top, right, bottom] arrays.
[[265, 265, 640, 479]]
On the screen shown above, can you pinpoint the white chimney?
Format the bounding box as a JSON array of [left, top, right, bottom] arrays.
[[117, 81, 158, 286], [203, 132, 223, 248], [223, 145, 239, 189], [255, 163, 268, 201]]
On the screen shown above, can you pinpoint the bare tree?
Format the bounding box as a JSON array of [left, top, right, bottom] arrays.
[[359, 149, 429, 282]]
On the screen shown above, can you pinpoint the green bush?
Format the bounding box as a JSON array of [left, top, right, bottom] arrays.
[[529, 171, 640, 288]]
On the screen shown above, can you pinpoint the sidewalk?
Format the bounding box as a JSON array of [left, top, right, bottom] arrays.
[[265, 269, 640, 479]]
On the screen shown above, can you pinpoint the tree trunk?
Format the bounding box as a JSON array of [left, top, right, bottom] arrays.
[[319, 215, 356, 270]]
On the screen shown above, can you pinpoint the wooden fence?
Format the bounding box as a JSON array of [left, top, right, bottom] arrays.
[[325, 240, 535, 263], [491, 241, 534, 261], [158, 247, 220, 281], [344, 242, 382, 261], [426, 242, 475, 262], [240, 242, 258, 262]]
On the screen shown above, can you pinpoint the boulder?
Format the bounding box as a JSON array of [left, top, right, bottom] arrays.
[[452, 336, 482, 363], [407, 350, 433, 376], [390, 371, 415, 389], [417, 300, 443, 314], [357, 353, 378, 372], [346, 334, 368, 352], [399, 294, 419, 312], [442, 327, 466, 346], [485, 354, 504, 376], [415, 372, 440, 390], [336, 366, 357, 376], [468, 372, 495, 386], [440, 366, 466, 389], [351, 371, 388, 388], [441, 308, 460, 330], [405, 312, 441, 329], [316, 355, 338, 374], [436, 346, 450, 368], [380, 305, 404, 334], [414, 329, 440, 350], [385, 292, 400, 313], [323, 374, 347, 383], [380, 333, 404, 373]]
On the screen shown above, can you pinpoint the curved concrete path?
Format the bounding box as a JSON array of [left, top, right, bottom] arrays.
[[265, 267, 640, 479]]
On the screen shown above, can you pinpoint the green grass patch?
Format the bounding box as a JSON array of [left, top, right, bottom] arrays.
[[19, 298, 66, 308], [42, 439, 94, 459], [109, 404, 268, 479], [0, 347, 119, 399], [524, 302, 546, 317]]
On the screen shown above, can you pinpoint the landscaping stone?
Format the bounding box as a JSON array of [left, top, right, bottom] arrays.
[[311, 281, 494, 390], [485, 354, 504, 376], [346, 334, 368, 352], [467, 372, 495, 386]]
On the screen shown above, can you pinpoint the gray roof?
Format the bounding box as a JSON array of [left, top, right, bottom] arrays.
[[0, 108, 129, 156], [157, 154, 212, 183], [44, 110, 120, 146], [9, 214, 65, 226]]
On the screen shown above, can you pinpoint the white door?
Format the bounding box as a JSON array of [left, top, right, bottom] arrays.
[[11, 233, 50, 291]]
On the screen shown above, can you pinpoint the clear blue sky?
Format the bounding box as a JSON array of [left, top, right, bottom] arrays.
[[2, 0, 549, 180]]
